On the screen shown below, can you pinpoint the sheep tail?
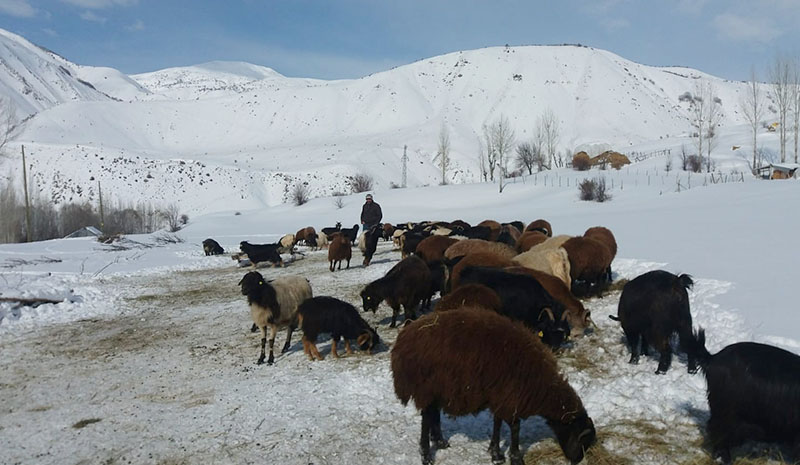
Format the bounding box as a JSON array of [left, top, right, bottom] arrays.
[[687, 327, 712, 370], [678, 274, 694, 291]]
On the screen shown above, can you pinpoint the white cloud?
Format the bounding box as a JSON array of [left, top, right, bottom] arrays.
[[0, 0, 36, 17], [125, 19, 144, 32], [79, 10, 106, 23], [713, 12, 781, 43], [60, 0, 137, 9]]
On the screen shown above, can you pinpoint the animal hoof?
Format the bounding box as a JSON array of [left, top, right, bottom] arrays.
[[434, 439, 450, 449], [655, 368, 667, 375], [256, 356, 265, 365], [628, 355, 640, 364]]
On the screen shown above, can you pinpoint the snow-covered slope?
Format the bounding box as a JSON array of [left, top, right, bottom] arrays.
[[0, 33, 767, 213], [0, 29, 120, 119], [131, 61, 309, 100]]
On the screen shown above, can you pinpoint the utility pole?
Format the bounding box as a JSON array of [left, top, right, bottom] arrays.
[[21, 145, 31, 242], [401, 145, 408, 188], [97, 180, 104, 231]]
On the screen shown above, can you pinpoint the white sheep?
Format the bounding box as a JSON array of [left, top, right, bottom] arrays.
[[238, 271, 313, 365], [512, 247, 572, 290]]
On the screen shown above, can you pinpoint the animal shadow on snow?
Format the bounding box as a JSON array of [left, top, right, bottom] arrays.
[[434, 412, 555, 458]]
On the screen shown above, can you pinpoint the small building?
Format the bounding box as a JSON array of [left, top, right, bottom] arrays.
[[756, 163, 799, 180], [65, 226, 103, 238]]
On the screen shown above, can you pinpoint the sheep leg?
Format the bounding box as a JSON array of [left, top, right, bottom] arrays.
[[419, 405, 439, 465], [344, 339, 354, 355], [330, 338, 339, 359], [390, 304, 401, 328], [508, 418, 523, 465], [489, 416, 504, 464], [625, 330, 641, 364], [329, 260, 334, 272], [266, 324, 277, 365], [257, 326, 268, 365], [679, 326, 699, 374], [301, 338, 314, 361], [430, 404, 449, 449], [309, 341, 324, 361], [655, 342, 672, 374], [250, 323, 258, 333], [281, 323, 296, 354]]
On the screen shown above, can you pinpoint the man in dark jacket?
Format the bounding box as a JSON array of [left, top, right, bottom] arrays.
[[360, 193, 382, 231]]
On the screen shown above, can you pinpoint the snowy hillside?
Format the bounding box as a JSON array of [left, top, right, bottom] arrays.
[[0, 29, 122, 119], [4, 41, 767, 214]]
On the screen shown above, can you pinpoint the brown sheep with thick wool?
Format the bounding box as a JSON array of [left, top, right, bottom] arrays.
[[443, 238, 516, 262], [477, 219, 502, 241], [392, 307, 596, 465], [525, 218, 553, 237], [449, 251, 514, 291], [414, 235, 460, 265], [561, 236, 613, 294], [516, 230, 548, 253], [584, 226, 617, 282], [434, 283, 502, 313]]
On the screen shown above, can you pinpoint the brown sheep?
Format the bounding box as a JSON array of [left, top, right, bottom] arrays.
[[392, 307, 596, 465], [525, 219, 553, 237], [496, 223, 522, 248], [327, 232, 352, 271], [382, 223, 395, 241], [415, 235, 459, 265], [294, 226, 318, 248], [516, 230, 548, 253], [449, 251, 514, 291], [433, 283, 502, 313], [443, 239, 516, 261], [477, 219, 502, 241], [505, 266, 592, 338], [562, 236, 613, 296], [584, 226, 617, 282]]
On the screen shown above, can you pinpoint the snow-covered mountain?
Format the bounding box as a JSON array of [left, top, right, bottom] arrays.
[[0, 29, 766, 213]]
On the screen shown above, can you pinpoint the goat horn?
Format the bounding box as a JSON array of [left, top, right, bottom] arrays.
[[560, 309, 571, 321], [538, 307, 555, 321], [578, 428, 593, 442]]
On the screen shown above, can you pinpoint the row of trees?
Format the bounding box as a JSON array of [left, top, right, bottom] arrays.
[[739, 55, 800, 172], [0, 173, 186, 243]]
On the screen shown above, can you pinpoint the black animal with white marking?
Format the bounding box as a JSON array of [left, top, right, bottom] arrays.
[[202, 238, 224, 256]]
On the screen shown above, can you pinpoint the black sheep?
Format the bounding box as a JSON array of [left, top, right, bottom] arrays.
[[240, 241, 283, 267], [400, 231, 428, 259], [202, 238, 224, 256], [321, 222, 342, 240], [458, 265, 569, 348], [361, 224, 383, 266], [690, 329, 800, 463], [361, 255, 431, 328], [297, 296, 380, 360], [611, 270, 696, 374]]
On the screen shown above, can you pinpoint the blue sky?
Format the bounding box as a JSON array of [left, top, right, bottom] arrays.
[[0, 0, 798, 80]]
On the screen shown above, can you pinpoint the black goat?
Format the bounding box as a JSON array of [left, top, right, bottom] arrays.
[[690, 329, 800, 463], [611, 270, 696, 374], [458, 265, 569, 348], [341, 224, 360, 243], [361, 224, 383, 266], [202, 238, 224, 256], [321, 222, 342, 240], [297, 296, 380, 360], [240, 241, 283, 267]]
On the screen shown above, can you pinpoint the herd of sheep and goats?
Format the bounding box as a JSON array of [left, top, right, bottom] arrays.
[[201, 218, 800, 465]]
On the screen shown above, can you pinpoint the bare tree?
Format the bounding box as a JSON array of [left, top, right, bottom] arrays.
[[532, 123, 546, 170], [739, 67, 766, 172], [515, 142, 536, 175], [770, 54, 793, 162], [160, 203, 183, 232], [791, 58, 800, 164], [433, 124, 451, 185], [0, 97, 18, 157], [484, 115, 515, 192], [291, 183, 310, 206], [539, 108, 560, 168], [704, 84, 723, 172], [689, 82, 709, 168], [481, 125, 497, 181], [477, 135, 488, 182]]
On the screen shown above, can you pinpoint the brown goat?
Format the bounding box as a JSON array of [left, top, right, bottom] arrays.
[[525, 219, 553, 237], [449, 251, 514, 291], [477, 219, 502, 241], [294, 226, 317, 247], [434, 283, 502, 313], [505, 266, 592, 338], [443, 239, 516, 261], [562, 236, 613, 295], [516, 230, 548, 253], [327, 232, 352, 272], [392, 307, 596, 465], [584, 226, 617, 281], [415, 235, 459, 265]]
